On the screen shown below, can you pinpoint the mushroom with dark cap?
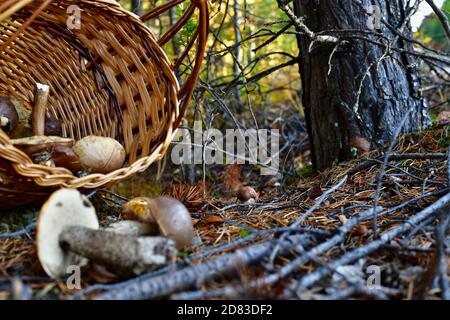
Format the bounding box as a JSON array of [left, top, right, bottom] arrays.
[[237, 186, 259, 202], [0, 96, 19, 133], [12, 136, 81, 172], [37, 189, 177, 278], [122, 196, 194, 248]]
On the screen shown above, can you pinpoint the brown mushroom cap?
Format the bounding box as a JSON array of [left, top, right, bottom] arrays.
[[44, 118, 62, 136], [0, 96, 19, 132], [237, 186, 259, 202], [12, 136, 74, 155], [145, 196, 194, 248], [51, 145, 82, 173], [37, 189, 99, 278], [121, 196, 194, 248]]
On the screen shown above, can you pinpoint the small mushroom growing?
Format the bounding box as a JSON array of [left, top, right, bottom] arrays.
[[237, 186, 259, 202], [122, 196, 194, 248], [37, 189, 177, 278], [73, 136, 126, 174], [0, 96, 19, 133]]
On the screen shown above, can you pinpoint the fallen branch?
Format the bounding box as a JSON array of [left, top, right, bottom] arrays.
[[94, 234, 313, 300], [170, 190, 447, 300], [347, 152, 447, 176], [296, 192, 450, 291], [436, 211, 450, 300], [267, 175, 348, 268], [0, 222, 36, 239]]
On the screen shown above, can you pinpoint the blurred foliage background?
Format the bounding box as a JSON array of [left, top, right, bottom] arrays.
[[117, 0, 302, 119], [418, 0, 450, 51], [116, 0, 448, 122]]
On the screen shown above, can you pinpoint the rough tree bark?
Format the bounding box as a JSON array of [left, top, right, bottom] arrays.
[[131, 0, 142, 16], [293, 0, 430, 171]]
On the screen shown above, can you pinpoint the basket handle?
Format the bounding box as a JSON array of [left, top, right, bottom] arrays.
[[140, 0, 209, 127]]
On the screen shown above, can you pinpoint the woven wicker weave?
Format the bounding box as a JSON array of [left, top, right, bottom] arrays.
[[0, 0, 208, 209]]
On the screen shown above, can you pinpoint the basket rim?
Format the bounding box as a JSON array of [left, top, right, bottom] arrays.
[[0, 0, 183, 190]]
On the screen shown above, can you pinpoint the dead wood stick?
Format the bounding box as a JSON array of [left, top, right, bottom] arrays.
[[347, 153, 447, 176], [267, 175, 348, 268], [0, 222, 36, 239], [171, 190, 448, 299], [32, 83, 50, 136], [296, 192, 450, 291], [373, 110, 412, 237], [436, 208, 450, 300], [173, 241, 389, 300], [94, 234, 312, 300], [447, 146, 450, 187], [59, 226, 177, 277], [70, 226, 329, 299]]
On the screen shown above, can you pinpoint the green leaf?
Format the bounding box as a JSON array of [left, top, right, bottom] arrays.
[[240, 229, 252, 238]]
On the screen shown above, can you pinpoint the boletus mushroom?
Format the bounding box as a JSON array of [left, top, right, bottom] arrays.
[[237, 186, 259, 202], [105, 220, 157, 237], [31, 83, 50, 136], [73, 136, 126, 174], [30, 83, 63, 137], [11, 136, 81, 172], [37, 189, 100, 278], [0, 96, 19, 133], [122, 196, 194, 248], [37, 189, 177, 278]]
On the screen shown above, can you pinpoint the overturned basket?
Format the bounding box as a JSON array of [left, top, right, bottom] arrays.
[[0, 0, 209, 209]]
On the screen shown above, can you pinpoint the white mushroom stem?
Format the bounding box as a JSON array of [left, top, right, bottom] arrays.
[[58, 226, 177, 277], [32, 83, 50, 136], [1, 116, 9, 127]]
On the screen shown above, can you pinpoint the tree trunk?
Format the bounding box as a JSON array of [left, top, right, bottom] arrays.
[[131, 0, 142, 16], [293, 0, 430, 171]]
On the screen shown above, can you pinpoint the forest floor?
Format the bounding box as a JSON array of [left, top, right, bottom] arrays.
[[0, 125, 449, 300]]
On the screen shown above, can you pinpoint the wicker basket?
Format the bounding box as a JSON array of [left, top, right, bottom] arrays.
[[0, 0, 209, 209]]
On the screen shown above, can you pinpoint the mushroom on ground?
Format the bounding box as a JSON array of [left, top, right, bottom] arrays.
[[73, 136, 126, 174], [37, 189, 177, 278], [37, 189, 99, 278], [0, 96, 19, 133], [122, 197, 157, 224], [105, 220, 157, 237], [121, 196, 194, 248], [237, 186, 259, 202]]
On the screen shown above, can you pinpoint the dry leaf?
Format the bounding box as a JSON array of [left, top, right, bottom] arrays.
[[204, 216, 224, 225], [350, 136, 371, 152], [308, 184, 323, 200], [437, 111, 450, 126]]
